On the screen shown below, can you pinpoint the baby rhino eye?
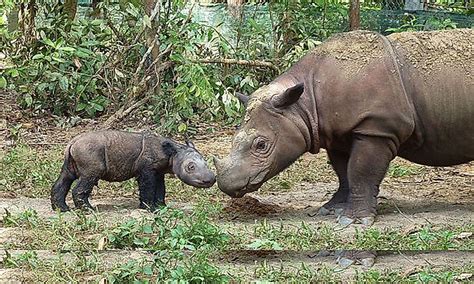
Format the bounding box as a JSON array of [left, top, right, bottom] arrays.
[[186, 162, 196, 172]]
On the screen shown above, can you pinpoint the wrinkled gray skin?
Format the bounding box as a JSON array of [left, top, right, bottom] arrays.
[[215, 29, 474, 226], [51, 130, 215, 212]]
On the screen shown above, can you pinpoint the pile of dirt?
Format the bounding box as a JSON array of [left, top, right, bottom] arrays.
[[223, 195, 282, 217]]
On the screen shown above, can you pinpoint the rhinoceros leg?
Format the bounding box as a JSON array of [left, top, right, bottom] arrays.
[[338, 136, 394, 226], [154, 173, 166, 207], [72, 177, 97, 210], [51, 168, 76, 212], [319, 150, 350, 216], [137, 170, 162, 211]]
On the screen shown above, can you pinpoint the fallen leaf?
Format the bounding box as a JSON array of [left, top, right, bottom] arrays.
[[97, 236, 108, 250], [73, 58, 82, 69]]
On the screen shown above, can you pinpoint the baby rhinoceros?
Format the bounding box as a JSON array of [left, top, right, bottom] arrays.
[[51, 130, 216, 212]]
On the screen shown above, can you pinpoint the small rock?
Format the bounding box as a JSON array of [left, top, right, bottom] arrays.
[[454, 273, 472, 281], [454, 232, 472, 239]]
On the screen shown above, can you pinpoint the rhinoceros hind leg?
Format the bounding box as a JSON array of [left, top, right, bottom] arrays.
[[72, 177, 97, 210], [51, 167, 76, 212]]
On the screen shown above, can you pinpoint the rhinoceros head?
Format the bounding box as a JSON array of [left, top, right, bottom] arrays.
[[163, 140, 216, 188], [214, 82, 309, 197]]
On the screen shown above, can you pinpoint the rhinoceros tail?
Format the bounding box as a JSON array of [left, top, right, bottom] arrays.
[[62, 143, 78, 178]]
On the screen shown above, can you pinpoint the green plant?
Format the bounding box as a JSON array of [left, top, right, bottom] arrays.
[[2, 208, 39, 228], [388, 163, 421, 178], [2, 251, 39, 269], [106, 206, 229, 250]]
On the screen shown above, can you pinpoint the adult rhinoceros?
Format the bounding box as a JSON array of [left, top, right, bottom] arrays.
[[214, 29, 474, 226]]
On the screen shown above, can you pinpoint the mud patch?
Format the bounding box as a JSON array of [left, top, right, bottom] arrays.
[[311, 30, 386, 80], [388, 29, 473, 82], [223, 195, 283, 219]]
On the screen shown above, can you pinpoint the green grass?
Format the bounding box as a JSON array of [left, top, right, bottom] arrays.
[[388, 163, 423, 178], [229, 219, 474, 251], [0, 145, 63, 197]]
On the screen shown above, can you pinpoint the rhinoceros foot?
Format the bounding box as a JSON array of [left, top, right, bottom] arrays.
[[51, 202, 70, 212]]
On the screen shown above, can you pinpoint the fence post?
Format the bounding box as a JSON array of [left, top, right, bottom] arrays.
[[349, 0, 360, 30]]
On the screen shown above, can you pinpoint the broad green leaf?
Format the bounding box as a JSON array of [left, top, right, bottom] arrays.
[[58, 46, 76, 52], [0, 76, 7, 88], [59, 77, 69, 91], [32, 54, 45, 60], [91, 19, 102, 26], [43, 38, 55, 47], [24, 94, 33, 107], [37, 82, 48, 92], [177, 123, 187, 133], [52, 56, 66, 63], [92, 102, 104, 111], [8, 69, 19, 77], [142, 265, 153, 276], [142, 224, 153, 234]]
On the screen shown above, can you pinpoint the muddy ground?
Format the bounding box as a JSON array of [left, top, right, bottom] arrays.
[[0, 111, 473, 282]]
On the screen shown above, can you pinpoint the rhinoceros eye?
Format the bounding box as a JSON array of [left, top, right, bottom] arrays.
[[186, 162, 196, 172], [256, 141, 266, 150], [253, 137, 269, 154]]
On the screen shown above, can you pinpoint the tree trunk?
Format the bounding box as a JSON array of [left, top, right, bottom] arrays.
[[63, 0, 77, 21], [24, 0, 36, 43], [349, 0, 360, 31], [144, 0, 160, 60], [228, 0, 244, 19], [90, 0, 101, 18]]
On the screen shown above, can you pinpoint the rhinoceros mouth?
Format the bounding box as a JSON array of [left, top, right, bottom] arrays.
[[230, 176, 265, 198]]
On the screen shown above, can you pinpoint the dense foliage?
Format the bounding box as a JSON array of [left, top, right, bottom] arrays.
[[1, 0, 470, 133]]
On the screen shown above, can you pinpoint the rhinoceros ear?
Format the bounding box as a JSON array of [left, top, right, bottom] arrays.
[[271, 83, 304, 108], [234, 92, 250, 107], [162, 140, 177, 157]]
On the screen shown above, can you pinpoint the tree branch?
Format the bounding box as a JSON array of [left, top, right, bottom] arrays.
[[195, 58, 279, 72]]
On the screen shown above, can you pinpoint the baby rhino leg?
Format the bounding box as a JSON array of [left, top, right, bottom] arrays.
[[137, 170, 162, 211], [72, 177, 98, 210]]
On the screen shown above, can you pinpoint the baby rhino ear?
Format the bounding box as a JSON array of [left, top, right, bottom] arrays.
[[185, 140, 195, 149], [162, 140, 177, 156]]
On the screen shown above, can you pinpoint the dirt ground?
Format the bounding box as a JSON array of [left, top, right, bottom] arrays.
[[1, 106, 473, 281]]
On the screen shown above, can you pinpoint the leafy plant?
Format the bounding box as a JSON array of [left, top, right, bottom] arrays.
[[106, 206, 229, 250]]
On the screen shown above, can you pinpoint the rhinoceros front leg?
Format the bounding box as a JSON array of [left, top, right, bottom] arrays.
[[137, 170, 163, 211], [154, 173, 166, 208], [338, 135, 394, 226], [318, 149, 350, 216]]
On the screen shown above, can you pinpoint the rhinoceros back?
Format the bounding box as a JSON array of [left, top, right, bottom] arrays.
[[389, 29, 474, 165], [70, 130, 144, 181]]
